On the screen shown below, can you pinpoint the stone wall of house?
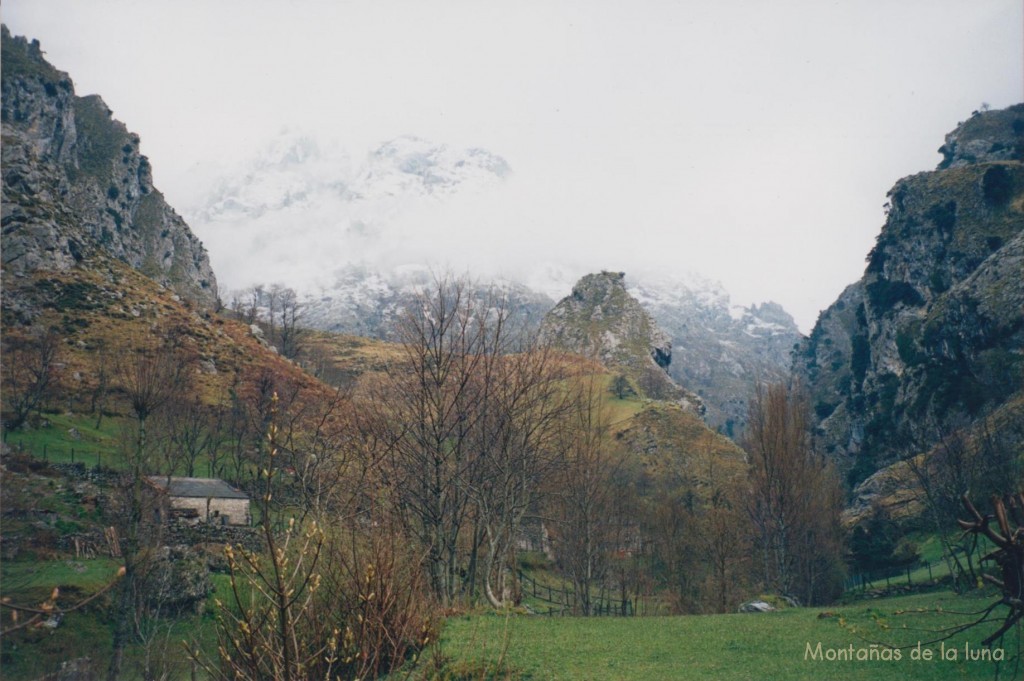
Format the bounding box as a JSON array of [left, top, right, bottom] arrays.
[[169, 497, 250, 526]]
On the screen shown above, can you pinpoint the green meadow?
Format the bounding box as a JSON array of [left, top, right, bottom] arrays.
[[432, 591, 1017, 680]]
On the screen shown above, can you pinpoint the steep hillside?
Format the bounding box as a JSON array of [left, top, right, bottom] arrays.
[[796, 104, 1024, 484], [615, 402, 746, 484], [1, 250, 330, 420], [539, 271, 704, 415], [1, 27, 217, 308], [0, 27, 328, 425]]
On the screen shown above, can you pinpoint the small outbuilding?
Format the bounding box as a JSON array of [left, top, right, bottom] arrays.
[[146, 476, 251, 527]]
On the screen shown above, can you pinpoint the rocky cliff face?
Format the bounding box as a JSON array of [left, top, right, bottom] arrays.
[[1, 27, 217, 308], [796, 104, 1024, 484], [540, 271, 704, 415], [629, 275, 801, 434]]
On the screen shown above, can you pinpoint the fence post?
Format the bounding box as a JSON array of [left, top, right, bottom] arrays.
[[71, 447, 75, 463]]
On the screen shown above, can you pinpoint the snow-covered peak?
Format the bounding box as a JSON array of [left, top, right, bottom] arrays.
[[191, 130, 350, 223], [349, 135, 510, 200], [626, 271, 732, 313], [184, 133, 513, 295]]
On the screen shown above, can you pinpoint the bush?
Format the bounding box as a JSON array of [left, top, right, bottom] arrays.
[[850, 334, 871, 385], [866, 279, 923, 312], [924, 200, 956, 233], [982, 165, 1013, 206]]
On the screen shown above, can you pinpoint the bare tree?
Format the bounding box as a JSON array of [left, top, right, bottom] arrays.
[[90, 339, 111, 429], [371, 275, 496, 606], [265, 284, 281, 349], [743, 381, 844, 606], [547, 370, 624, 615], [903, 406, 1024, 592], [277, 286, 304, 359], [957, 493, 1024, 649], [468, 344, 570, 608], [106, 341, 189, 681], [161, 394, 217, 477], [275, 386, 365, 525], [221, 379, 254, 485], [2, 327, 61, 430]]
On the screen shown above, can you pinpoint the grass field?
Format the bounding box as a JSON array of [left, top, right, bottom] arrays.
[[434, 591, 1019, 680], [2, 557, 1017, 681], [2, 412, 125, 469]]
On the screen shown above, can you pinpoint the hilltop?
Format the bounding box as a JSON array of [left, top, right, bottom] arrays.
[[539, 271, 705, 415]]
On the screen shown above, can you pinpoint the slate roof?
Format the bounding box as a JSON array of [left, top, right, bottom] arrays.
[[145, 476, 248, 500]]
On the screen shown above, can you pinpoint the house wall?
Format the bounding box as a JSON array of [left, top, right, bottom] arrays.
[[169, 497, 250, 526]]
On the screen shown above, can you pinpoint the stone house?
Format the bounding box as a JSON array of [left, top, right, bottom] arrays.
[[145, 476, 251, 526]]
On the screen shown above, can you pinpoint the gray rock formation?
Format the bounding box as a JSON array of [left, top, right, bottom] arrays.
[[796, 104, 1024, 484], [630, 276, 801, 435], [1, 27, 217, 308], [938, 105, 1024, 169], [539, 271, 705, 415]]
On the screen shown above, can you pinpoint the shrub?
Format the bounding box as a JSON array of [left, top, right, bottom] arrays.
[[982, 165, 1013, 206], [924, 200, 956, 233], [866, 279, 923, 311], [850, 334, 871, 385]]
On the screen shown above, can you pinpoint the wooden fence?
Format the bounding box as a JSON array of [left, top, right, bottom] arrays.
[[843, 559, 944, 593], [517, 570, 636, 616]]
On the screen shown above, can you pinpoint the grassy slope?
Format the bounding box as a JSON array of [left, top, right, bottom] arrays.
[[438, 591, 1014, 681], [0, 256, 340, 677], [2, 253, 333, 419]]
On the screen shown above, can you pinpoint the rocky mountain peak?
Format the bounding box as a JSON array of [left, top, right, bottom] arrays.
[[938, 104, 1024, 169], [1, 26, 217, 308], [540, 271, 703, 415]]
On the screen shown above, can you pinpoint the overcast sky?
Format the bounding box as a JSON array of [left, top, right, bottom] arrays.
[[5, 1, 1022, 331]]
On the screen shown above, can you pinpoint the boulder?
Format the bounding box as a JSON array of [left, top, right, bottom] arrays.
[[738, 600, 776, 613]]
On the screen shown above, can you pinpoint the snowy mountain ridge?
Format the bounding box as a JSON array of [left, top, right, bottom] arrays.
[[187, 132, 802, 432], [184, 132, 513, 293]]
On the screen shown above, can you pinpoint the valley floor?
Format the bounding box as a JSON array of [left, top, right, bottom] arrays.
[[434, 591, 1016, 681]]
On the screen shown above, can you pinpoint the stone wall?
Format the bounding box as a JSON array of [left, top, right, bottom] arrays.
[[168, 496, 250, 526]]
